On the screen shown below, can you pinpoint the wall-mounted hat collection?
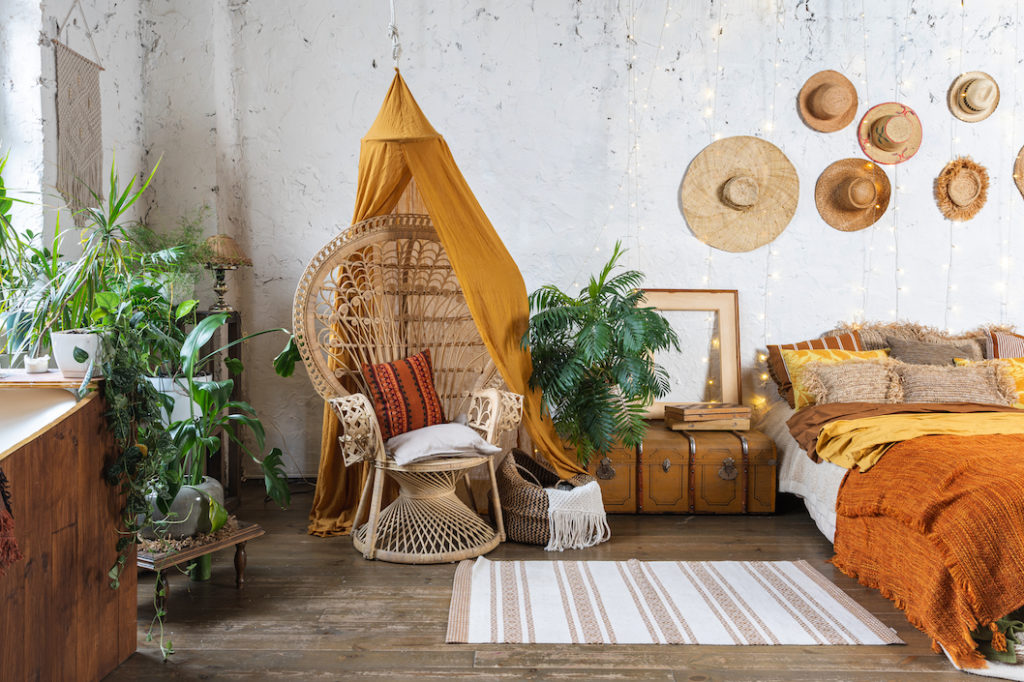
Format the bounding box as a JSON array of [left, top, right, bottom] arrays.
[[681, 69, 1003, 252]]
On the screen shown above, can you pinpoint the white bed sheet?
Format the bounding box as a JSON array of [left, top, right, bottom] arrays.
[[757, 399, 847, 543]]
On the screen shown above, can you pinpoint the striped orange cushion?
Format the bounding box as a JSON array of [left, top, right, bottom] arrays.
[[361, 350, 446, 441], [988, 330, 1024, 359], [767, 332, 862, 407]]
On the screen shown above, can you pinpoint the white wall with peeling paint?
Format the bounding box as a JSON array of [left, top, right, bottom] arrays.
[[4, 1, 1024, 476]]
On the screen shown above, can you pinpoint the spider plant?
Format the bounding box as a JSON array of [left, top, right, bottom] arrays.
[[522, 241, 679, 466]]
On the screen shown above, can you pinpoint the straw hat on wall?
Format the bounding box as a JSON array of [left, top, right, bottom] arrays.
[[680, 136, 798, 252], [798, 70, 858, 132], [857, 102, 922, 165], [814, 159, 891, 232], [1014, 145, 1024, 201], [948, 71, 1000, 122], [934, 157, 988, 221]]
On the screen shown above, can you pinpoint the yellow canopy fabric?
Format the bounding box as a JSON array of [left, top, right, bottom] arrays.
[[308, 71, 585, 537]]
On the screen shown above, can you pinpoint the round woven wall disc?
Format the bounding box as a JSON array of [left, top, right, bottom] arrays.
[[681, 136, 799, 253]]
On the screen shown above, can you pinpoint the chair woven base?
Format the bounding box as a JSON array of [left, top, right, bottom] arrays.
[[353, 468, 500, 564]]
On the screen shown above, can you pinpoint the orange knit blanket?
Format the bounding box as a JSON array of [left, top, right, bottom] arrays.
[[833, 433, 1024, 668]]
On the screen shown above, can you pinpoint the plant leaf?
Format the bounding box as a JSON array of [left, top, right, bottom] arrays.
[[175, 299, 198, 320], [223, 356, 244, 376], [273, 335, 299, 377], [260, 448, 291, 508], [73, 345, 90, 363]]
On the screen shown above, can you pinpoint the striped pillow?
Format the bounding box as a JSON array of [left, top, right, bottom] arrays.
[[361, 350, 446, 441], [988, 330, 1024, 359], [767, 332, 862, 407]]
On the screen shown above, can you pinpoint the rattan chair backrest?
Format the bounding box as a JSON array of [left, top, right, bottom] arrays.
[[293, 213, 491, 419]]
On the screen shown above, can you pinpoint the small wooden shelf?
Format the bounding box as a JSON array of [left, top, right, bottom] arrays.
[[137, 522, 264, 609], [0, 368, 100, 390], [137, 522, 264, 572]]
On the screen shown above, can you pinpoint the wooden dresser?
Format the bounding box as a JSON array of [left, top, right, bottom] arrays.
[[0, 387, 136, 680]]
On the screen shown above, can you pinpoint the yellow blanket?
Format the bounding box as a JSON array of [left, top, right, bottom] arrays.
[[816, 412, 1024, 471]]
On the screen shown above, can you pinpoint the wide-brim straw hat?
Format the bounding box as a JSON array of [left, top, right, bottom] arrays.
[[1014, 145, 1024, 201], [934, 157, 989, 221], [815, 158, 891, 232], [798, 70, 858, 133], [680, 136, 798, 253], [857, 102, 922, 165], [948, 71, 1000, 123]]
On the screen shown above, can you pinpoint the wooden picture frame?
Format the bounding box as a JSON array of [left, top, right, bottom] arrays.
[[640, 289, 741, 419]]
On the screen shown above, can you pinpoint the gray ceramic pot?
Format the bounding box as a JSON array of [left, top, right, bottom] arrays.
[[141, 477, 225, 539]]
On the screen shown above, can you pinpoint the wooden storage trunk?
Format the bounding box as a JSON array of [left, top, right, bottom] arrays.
[[638, 421, 776, 514], [582, 444, 637, 513]]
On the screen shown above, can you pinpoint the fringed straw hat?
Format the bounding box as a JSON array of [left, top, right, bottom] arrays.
[[798, 70, 858, 133], [680, 136, 798, 252], [814, 159, 891, 232], [857, 102, 922, 165], [934, 157, 988, 221], [948, 71, 1000, 123]]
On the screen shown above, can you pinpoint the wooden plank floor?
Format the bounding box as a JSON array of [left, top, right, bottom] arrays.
[[105, 487, 966, 681]]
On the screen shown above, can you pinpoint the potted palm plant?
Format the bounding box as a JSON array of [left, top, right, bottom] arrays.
[[522, 242, 679, 467]]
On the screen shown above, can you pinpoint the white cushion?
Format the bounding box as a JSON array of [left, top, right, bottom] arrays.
[[386, 423, 501, 467]]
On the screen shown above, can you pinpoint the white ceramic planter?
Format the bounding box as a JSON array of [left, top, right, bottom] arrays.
[[51, 331, 100, 378], [145, 374, 212, 425]]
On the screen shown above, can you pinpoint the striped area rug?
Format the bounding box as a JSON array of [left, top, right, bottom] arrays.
[[446, 558, 902, 646]]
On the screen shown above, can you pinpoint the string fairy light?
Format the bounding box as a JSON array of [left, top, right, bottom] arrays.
[[753, 0, 784, 403], [890, 0, 915, 322], [943, 3, 967, 330], [567, 0, 674, 288]]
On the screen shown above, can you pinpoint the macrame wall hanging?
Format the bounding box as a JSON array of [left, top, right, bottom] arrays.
[[52, 0, 105, 227]]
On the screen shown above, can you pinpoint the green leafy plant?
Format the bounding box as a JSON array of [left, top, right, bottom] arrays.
[[0, 152, 62, 361], [167, 312, 293, 510], [522, 242, 679, 466], [34, 158, 160, 338]]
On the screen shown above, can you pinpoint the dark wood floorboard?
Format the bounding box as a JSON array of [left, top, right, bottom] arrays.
[[104, 488, 967, 681]]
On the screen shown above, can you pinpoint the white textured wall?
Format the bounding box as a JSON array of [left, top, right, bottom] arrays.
[[6, 1, 1024, 476], [0, 0, 45, 230]]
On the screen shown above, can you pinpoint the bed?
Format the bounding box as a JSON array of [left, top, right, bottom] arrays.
[[758, 323, 1024, 678]]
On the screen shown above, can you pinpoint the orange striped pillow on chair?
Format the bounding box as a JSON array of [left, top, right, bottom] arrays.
[[361, 350, 447, 441], [766, 332, 863, 407]]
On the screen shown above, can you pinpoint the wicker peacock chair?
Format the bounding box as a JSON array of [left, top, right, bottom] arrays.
[[293, 213, 523, 564]]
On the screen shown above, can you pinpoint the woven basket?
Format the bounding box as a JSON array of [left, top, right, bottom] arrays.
[[496, 449, 595, 546]]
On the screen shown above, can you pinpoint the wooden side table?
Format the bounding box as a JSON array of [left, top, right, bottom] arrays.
[[137, 522, 264, 610]]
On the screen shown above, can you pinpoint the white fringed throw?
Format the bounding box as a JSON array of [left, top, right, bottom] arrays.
[[447, 558, 904, 646], [544, 481, 610, 551], [54, 39, 103, 226]]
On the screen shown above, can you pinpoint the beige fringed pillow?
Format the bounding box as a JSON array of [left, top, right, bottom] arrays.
[[804, 359, 902, 404], [894, 362, 1016, 406]]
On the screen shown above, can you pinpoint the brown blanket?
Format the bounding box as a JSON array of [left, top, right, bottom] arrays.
[[832, 433, 1024, 668], [786, 402, 1022, 462]]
